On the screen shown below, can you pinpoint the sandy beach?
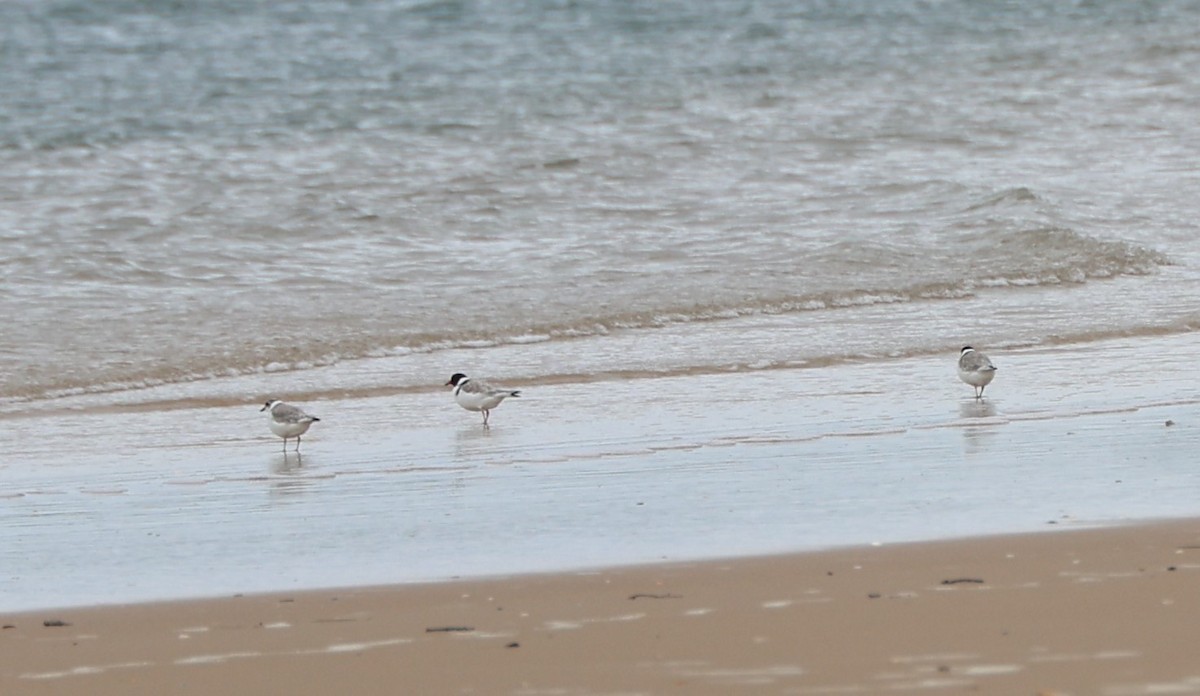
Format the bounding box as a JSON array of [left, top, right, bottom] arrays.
[[4, 337, 1200, 695], [7, 3, 1200, 693], [4, 518, 1200, 695]]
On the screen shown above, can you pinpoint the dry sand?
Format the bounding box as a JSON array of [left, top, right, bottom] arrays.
[[5, 518, 1200, 695]]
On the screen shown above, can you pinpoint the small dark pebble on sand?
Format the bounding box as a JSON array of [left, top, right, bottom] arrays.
[[43, 620, 70, 627], [1168, 566, 1177, 571], [629, 593, 682, 600], [1166, 420, 1175, 427], [941, 578, 984, 585], [2, 625, 14, 629], [867, 593, 881, 599], [426, 626, 474, 633], [506, 642, 520, 649]]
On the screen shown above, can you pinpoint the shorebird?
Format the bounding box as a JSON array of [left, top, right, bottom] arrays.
[[957, 346, 997, 399], [260, 400, 320, 451], [445, 373, 520, 427]]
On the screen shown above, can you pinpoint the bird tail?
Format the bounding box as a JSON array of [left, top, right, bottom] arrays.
[[311, 417, 322, 421], [510, 390, 521, 398]]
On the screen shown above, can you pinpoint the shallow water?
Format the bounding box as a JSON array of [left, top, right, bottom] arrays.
[[3, 0, 1200, 408], [4, 333, 1200, 611], [5, 0, 1200, 610]]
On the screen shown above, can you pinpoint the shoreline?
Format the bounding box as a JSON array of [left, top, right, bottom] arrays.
[[0, 513, 1154, 616], [6, 517, 1200, 694], [5, 333, 1200, 613], [4, 268, 1197, 423]]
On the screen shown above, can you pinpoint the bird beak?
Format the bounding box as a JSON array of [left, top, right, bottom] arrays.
[[444, 380, 453, 386], [259, 404, 269, 412]]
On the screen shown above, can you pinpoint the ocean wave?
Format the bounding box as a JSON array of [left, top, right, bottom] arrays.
[[961, 227, 1169, 282], [959, 186, 1042, 212], [9, 315, 1200, 420], [0, 229, 1171, 407]]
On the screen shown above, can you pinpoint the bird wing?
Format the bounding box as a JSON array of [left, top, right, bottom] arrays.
[[272, 402, 313, 423], [459, 378, 511, 397], [959, 351, 995, 371]]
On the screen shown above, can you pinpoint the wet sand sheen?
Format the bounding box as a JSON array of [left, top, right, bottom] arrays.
[[5, 518, 1200, 695], [3, 333, 1200, 693], [3, 332, 1200, 611]]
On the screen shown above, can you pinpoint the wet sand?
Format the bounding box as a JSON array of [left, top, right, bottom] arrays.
[[5, 518, 1200, 695], [4, 334, 1200, 692], [4, 333, 1200, 611]]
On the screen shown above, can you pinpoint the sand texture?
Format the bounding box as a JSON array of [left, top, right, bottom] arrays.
[[5, 518, 1200, 695]]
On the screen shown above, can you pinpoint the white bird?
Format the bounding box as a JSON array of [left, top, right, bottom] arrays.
[[445, 373, 520, 428], [957, 346, 997, 399], [260, 400, 320, 451]]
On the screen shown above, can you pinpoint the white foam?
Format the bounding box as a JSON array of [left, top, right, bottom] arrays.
[[543, 612, 646, 631], [1103, 677, 1200, 695], [175, 651, 262, 665], [319, 638, 409, 653], [959, 664, 1022, 676], [20, 661, 154, 680], [1030, 650, 1140, 663], [672, 665, 805, 683], [890, 653, 979, 664]]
